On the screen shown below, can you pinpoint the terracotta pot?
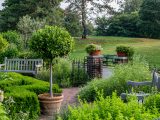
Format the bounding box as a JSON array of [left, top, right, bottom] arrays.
[[117, 52, 127, 57], [38, 93, 63, 116], [89, 50, 101, 56]]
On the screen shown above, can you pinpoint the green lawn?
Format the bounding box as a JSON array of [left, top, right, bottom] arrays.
[[69, 36, 160, 68]]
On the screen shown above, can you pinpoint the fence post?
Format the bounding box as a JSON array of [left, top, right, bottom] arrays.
[[87, 55, 103, 79]]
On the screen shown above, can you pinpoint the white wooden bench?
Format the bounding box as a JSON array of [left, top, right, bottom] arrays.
[[0, 57, 43, 75]]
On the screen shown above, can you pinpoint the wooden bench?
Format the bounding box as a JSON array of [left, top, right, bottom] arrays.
[[0, 57, 43, 75], [121, 70, 160, 102]]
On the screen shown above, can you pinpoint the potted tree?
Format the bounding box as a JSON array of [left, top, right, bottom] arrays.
[[116, 45, 134, 59], [30, 26, 74, 116], [85, 44, 103, 56]]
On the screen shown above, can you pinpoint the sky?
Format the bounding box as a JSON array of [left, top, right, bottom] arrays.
[[0, 0, 4, 10], [0, 0, 120, 10]]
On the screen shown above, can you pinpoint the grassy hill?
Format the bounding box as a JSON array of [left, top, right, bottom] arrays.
[[69, 36, 160, 68]]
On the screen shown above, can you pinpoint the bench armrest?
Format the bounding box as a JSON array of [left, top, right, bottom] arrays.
[[0, 64, 5, 70], [127, 81, 152, 87], [35, 64, 43, 68]]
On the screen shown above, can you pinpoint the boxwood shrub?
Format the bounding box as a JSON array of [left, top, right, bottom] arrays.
[[0, 103, 9, 120], [0, 72, 61, 119]]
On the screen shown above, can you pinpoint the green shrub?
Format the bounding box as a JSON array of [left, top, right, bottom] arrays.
[[2, 31, 23, 50], [79, 55, 151, 101], [18, 51, 40, 59], [0, 72, 62, 119], [58, 92, 160, 120], [0, 103, 9, 120], [0, 34, 8, 52], [70, 66, 90, 87], [36, 57, 72, 87], [53, 58, 72, 87], [144, 93, 160, 112], [0, 44, 19, 63]]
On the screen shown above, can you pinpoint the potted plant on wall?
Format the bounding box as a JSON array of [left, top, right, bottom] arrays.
[[30, 26, 74, 116], [116, 45, 134, 59], [85, 44, 103, 56]]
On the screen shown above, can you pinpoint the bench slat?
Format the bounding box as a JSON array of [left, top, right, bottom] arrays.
[[1, 57, 43, 75]]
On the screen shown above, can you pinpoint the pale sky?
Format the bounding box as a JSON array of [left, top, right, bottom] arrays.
[[0, 0, 120, 10], [0, 0, 4, 10]]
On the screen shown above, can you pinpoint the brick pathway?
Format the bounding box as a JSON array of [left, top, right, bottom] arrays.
[[39, 87, 80, 120]]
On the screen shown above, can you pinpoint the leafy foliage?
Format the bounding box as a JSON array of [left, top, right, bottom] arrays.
[[120, 0, 143, 13], [0, 103, 9, 120], [0, 0, 63, 32], [116, 45, 134, 59], [59, 92, 160, 120], [0, 44, 19, 63], [17, 15, 46, 48], [139, 0, 160, 39], [79, 55, 151, 101], [0, 72, 62, 119], [85, 44, 103, 54], [96, 12, 140, 37], [144, 93, 160, 112], [64, 9, 82, 37], [1, 31, 23, 50], [36, 58, 72, 87], [30, 26, 74, 60], [0, 35, 8, 52]]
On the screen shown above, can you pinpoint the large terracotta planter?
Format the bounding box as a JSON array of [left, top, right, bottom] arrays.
[[89, 50, 101, 56], [117, 52, 127, 57], [38, 93, 63, 116]]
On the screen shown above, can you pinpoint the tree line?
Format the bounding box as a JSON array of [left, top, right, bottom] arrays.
[[0, 0, 160, 40]]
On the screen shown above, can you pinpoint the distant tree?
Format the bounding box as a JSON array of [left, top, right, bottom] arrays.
[[17, 15, 46, 48], [0, 0, 37, 31], [95, 12, 140, 37], [95, 16, 109, 36], [120, 0, 143, 13], [0, 0, 63, 32], [139, 0, 160, 38], [65, 0, 115, 39], [64, 8, 82, 37]]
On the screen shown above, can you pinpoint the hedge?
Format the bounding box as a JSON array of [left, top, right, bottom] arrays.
[[0, 103, 9, 120], [0, 72, 61, 119]]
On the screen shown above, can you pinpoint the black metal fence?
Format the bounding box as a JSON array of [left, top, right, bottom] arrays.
[[70, 58, 90, 86]]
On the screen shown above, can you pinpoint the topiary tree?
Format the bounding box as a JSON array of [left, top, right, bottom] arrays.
[[0, 35, 8, 52], [30, 26, 74, 97]]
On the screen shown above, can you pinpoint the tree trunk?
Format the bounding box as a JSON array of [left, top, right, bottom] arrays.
[[49, 60, 53, 97], [81, 0, 87, 39]]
